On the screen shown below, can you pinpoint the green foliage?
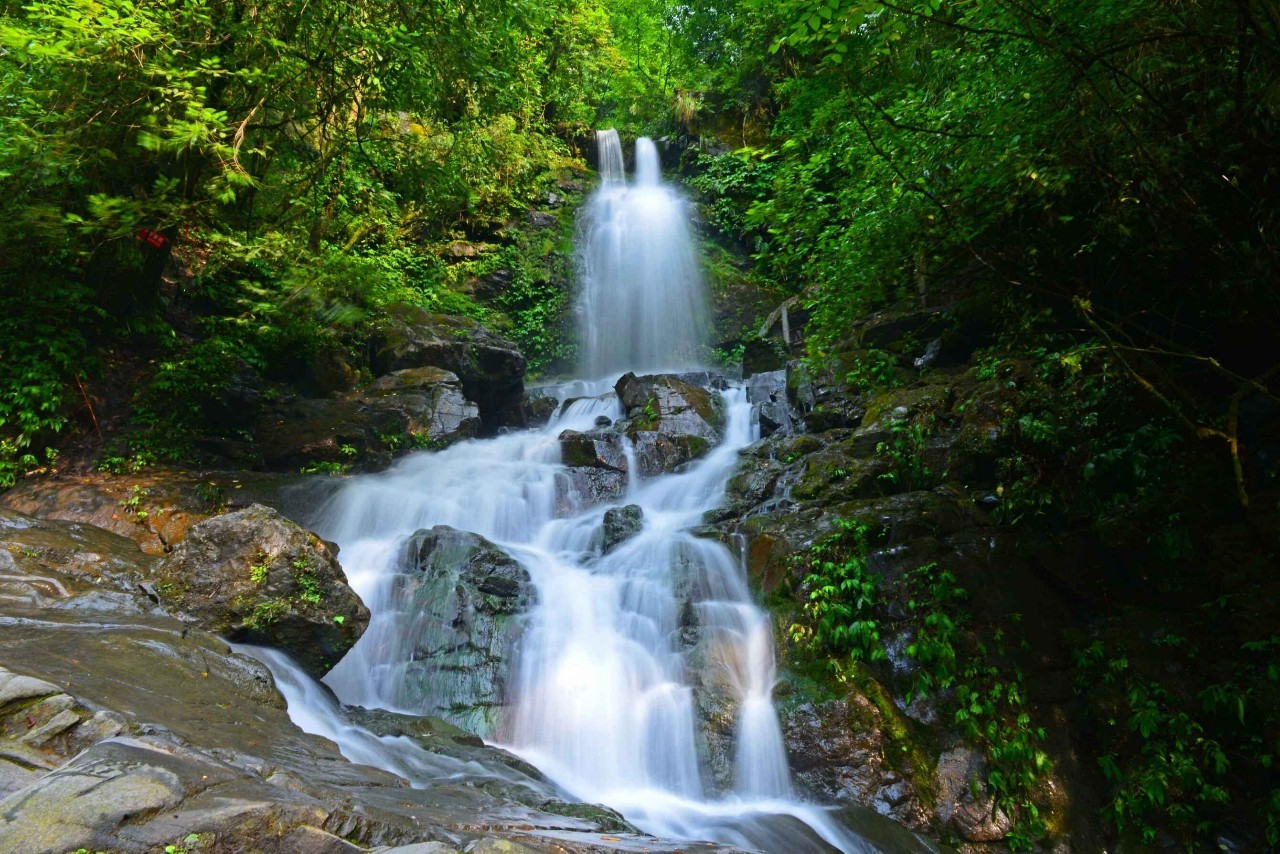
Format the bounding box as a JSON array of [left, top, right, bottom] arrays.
[[1074, 629, 1280, 849], [0, 0, 613, 484], [982, 345, 1184, 532], [903, 563, 1049, 846], [875, 414, 943, 492], [686, 149, 778, 248], [790, 519, 885, 664]]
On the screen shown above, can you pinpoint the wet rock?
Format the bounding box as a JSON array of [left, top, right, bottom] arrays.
[[558, 430, 628, 472], [523, 391, 559, 428], [935, 746, 1011, 841], [614, 373, 725, 476], [602, 505, 644, 553], [150, 504, 368, 677], [256, 368, 480, 472], [747, 370, 801, 438], [372, 304, 527, 430], [394, 527, 534, 732], [558, 467, 627, 511], [781, 692, 929, 832]]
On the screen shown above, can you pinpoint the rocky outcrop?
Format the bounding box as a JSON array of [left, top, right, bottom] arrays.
[[372, 305, 527, 429], [255, 367, 480, 472], [393, 526, 534, 731], [0, 469, 327, 555], [709, 343, 1092, 848], [150, 504, 368, 678], [558, 429, 628, 472], [614, 372, 726, 476]]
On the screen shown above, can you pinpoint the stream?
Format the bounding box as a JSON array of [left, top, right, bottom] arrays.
[[244, 131, 882, 853]]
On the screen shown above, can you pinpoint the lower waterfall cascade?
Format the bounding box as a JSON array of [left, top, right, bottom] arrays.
[[245, 132, 890, 854]]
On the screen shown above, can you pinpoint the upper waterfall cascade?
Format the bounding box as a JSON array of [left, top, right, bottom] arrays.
[[245, 132, 883, 854], [578, 130, 709, 378]]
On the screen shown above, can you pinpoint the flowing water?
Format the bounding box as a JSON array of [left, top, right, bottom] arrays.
[[249, 131, 886, 853], [577, 129, 708, 377]]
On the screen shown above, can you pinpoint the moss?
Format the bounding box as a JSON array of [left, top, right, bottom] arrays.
[[846, 663, 938, 809]]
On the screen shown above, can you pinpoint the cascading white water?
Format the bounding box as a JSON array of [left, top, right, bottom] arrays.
[[254, 133, 883, 853], [577, 130, 709, 377]]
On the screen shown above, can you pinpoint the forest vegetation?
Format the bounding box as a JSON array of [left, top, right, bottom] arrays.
[[1, 0, 1277, 849]]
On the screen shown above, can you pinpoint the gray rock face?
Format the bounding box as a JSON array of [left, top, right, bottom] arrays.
[[747, 369, 801, 438], [558, 429, 628, 472], [602, 505, 644, 553], [613, 373, 726, 476], [557, 467, 627, 511], [395, 527, 534, 732], [935, 746, 1012, 842], [151, 504, 368, 678], [372, 304, 527, 429], [255, 366, 480, 472]]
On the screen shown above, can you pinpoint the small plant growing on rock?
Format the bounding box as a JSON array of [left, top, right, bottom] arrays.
[[249, 550, 271, 584], [120, 485, 151, 524], [293, 556, 324, 605]]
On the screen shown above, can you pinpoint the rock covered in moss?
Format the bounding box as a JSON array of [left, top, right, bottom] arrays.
[[614, 372, 726, 476], [558, 429, 628, 472], [150, 504, 368, 677], [392, 526, 534, 733], [372, 305, 527, 429], [255, 367, 480, 472], [601, 504, 644, 552]]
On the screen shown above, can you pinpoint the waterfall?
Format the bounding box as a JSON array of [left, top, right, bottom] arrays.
[[254, 132, 879, 853], [578, 129, 709, 378]]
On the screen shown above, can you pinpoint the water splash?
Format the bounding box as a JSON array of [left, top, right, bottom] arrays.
[[578, 130, 708, 377]]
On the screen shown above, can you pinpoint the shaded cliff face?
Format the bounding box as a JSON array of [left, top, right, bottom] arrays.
[[708, 299, 1276, 852]]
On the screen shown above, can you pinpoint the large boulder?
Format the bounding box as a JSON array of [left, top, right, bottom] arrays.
[[614, 373, 726, 476], [255, 367, 480, 472], [150, 504, 368, 677], [389, 526, 534, 734], [371, 305, 527, 429]]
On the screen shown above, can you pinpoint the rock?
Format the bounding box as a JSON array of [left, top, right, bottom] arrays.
[[602, 505, 644, 552], [385, 527, 534, 732], [558, 467, 627, 512], [780, 691, 929, 832], [613, 372, 725, 476], [747, 370, 800, 437], [371, 305, 527, 430], [935, 747, 1011, 841], [558, 430, 628, 472], [256, 368, 480, 472], [310, 348, 362, 396], [742, 337, 785, 378], [150, 504, 368, 677], [525, 210, 558, 229], [0, 470, 316, 556], [523, 391, 559, 428]]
